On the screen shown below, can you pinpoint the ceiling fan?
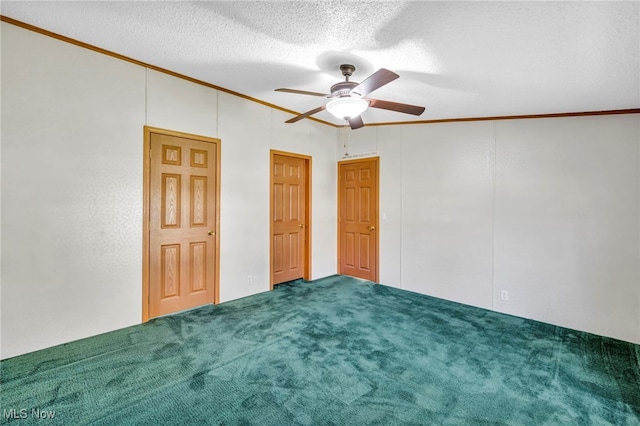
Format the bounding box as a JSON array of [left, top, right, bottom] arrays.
[[276, 64, 425, 129]]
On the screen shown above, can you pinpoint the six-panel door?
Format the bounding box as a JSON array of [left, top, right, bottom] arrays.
[[338, 158, 379, 282], [149, 133, 217, 318], [272, 154, 307, 285]]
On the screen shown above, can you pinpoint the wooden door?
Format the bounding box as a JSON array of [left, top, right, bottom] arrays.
[[271, 152, 310, 287], [338, 157, 379, 282], [144, 127, 220, 320]]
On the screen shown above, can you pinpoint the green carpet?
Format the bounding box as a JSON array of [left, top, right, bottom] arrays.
[[1, 275, 639, 425]]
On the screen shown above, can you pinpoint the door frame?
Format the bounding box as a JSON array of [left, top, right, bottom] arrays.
[[142, 126, 221, 322], [337, 156, 380, 282], [269, 149, 312, 290]]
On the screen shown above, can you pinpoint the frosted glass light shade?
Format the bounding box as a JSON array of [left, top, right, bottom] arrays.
[[326, 97, 369, 120]]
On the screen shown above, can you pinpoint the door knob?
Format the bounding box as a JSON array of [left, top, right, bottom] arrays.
[[368, 226, 375, 231], [208, 230, 215, 236], [299, 224, 304, 228]]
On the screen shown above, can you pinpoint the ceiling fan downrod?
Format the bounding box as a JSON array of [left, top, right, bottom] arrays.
[[340, 64, 355, 81], [331, 64, 359, 98]]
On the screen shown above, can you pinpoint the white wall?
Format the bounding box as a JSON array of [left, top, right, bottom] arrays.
[[2, 20, 638, 360], [1, 23, 337, 359], [339, 114, 640, 344], [493, 117, 639, 342], [402, 122, 495, 309], [0, 23, 4, 359], [216, 94, 337, 302], [1, 23, 146, 359]]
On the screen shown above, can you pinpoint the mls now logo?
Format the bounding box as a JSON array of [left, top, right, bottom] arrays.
[[3, 408, 56, 419]]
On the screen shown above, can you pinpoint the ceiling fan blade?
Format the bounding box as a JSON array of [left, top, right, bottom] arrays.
[[349, 68, 399, 97], [285, 105, 326, 123], [275, 88, 329, 97], [369, 99, 425, 116], [348, 116, 365, 129]]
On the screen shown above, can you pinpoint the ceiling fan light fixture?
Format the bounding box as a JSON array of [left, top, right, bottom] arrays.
[[326, 97, 369, 120]]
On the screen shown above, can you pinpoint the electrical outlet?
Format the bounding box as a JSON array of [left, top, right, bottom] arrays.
[[247, 275, 252, 285], [501, 290, 509, 301]]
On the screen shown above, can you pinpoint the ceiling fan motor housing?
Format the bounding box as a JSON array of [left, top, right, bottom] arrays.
[[330, 81, 358, 98]]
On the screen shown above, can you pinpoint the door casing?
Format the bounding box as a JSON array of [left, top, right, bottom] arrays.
[[142, 126, 221, 322], [270, 150, 312, 289]]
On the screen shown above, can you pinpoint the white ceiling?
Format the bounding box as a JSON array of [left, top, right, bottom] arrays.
[[2, 1, 639, 127]]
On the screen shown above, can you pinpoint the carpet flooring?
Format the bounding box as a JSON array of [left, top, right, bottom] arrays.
[[1, 275, 639, 425]]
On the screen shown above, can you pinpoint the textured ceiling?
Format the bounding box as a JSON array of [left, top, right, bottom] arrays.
[[2, 1, 639, 127]]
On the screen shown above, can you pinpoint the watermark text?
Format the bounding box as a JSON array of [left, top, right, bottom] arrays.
[[3, 408, 56, 420]]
